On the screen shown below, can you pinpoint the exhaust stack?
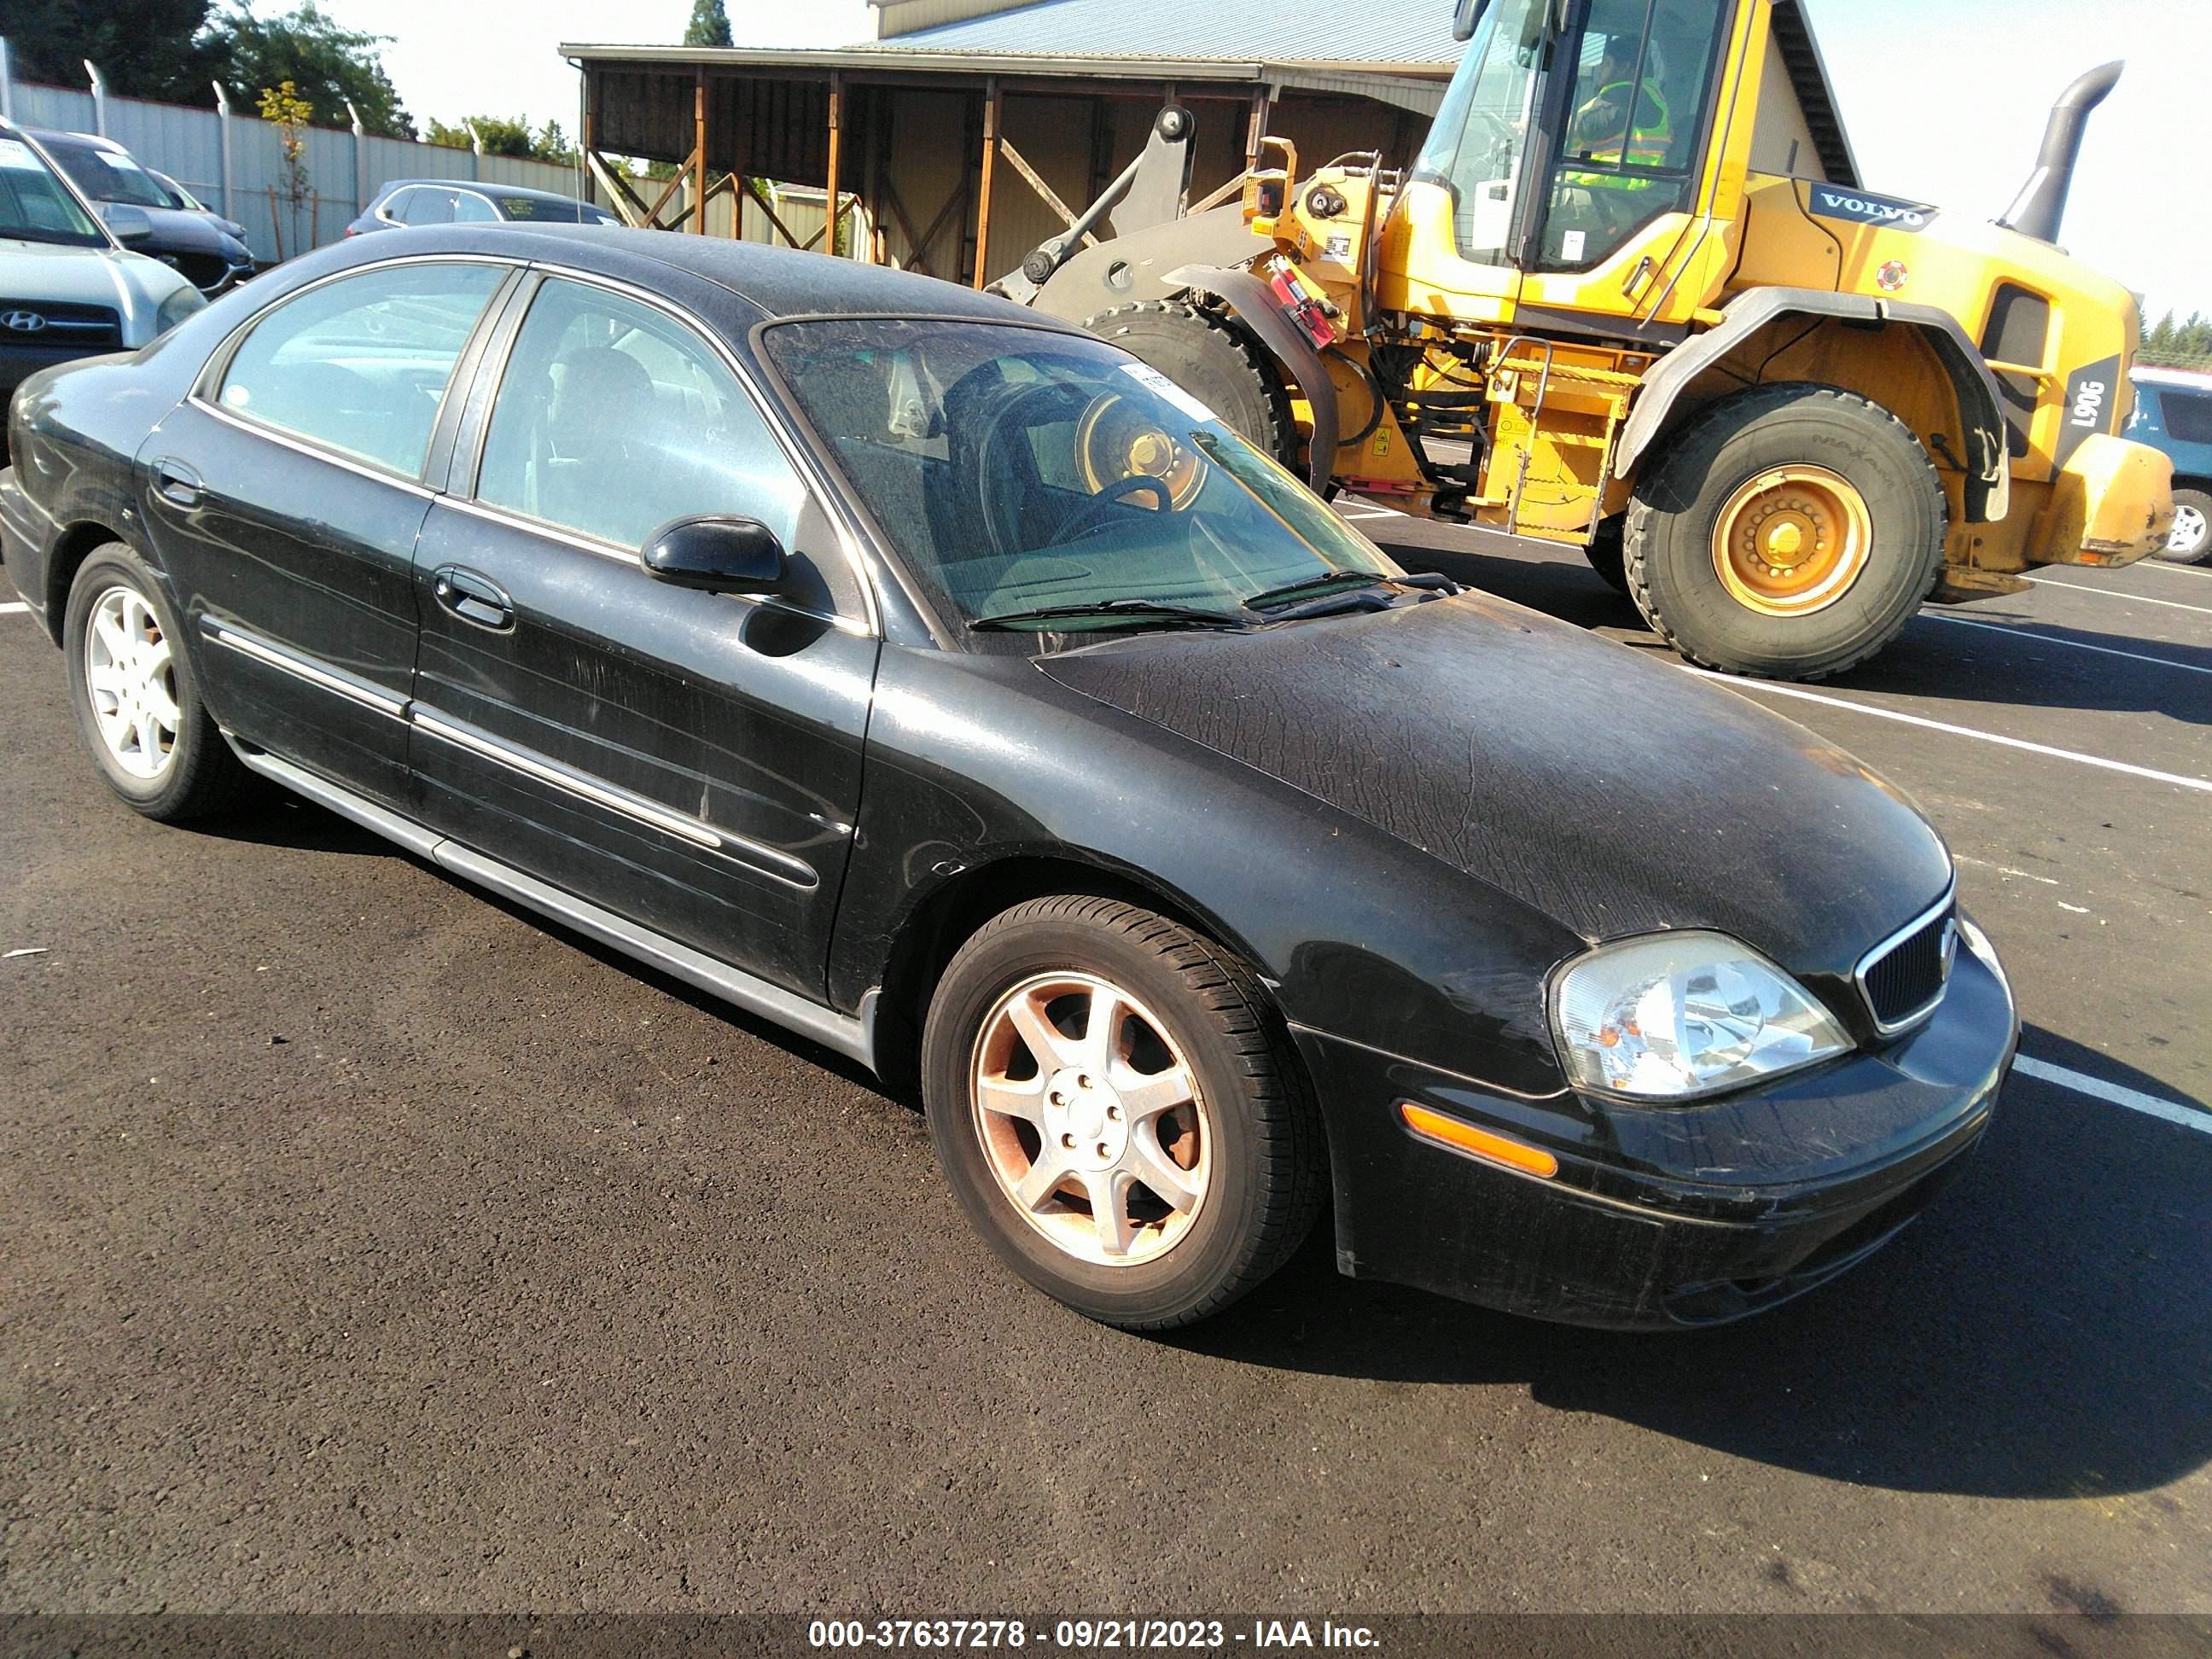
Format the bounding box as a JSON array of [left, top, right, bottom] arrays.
[[1998, 61, 2122, 244]]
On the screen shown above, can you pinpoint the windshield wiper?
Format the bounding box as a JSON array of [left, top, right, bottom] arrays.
[[969, 597, 1254, 632], [1241, 570, 1395, 610]]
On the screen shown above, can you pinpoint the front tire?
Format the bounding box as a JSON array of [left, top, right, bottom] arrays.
[[921, 895, 1324, 1330], [1625, 383, 1947, 679], [2158, 486, 2212, 563], [64, 542, 253, 822]]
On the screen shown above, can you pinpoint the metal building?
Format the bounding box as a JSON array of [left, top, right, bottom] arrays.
[[565, 0, 1456, 287]]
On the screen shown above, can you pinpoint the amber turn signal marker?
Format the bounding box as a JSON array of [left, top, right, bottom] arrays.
[[1399, 1102, 1559, 1179]]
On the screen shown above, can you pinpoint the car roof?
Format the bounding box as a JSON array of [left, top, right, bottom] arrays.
[[375, 178, 591, 205], [26, 126, 119, 152], [314, 222, 1069, 329], [2133, 366, 2212, 392]]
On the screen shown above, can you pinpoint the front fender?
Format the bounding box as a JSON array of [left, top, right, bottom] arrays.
[[1164, 262, 1340, 492]]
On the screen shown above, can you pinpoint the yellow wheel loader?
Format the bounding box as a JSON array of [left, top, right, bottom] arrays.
[[998, 0, 2174, 680]]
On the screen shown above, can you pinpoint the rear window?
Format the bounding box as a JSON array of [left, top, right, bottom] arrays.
[[2161, 389, 2212, 445], [490, 195, 595, 223]]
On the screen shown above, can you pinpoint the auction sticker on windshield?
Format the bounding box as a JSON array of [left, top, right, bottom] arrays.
[[1122, 362, 1218, 425]]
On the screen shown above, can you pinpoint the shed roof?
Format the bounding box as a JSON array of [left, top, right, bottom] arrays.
[[858, 0, 1459, 67]]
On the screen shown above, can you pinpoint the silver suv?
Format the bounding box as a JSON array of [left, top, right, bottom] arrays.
[[1, 122, 205, 457]]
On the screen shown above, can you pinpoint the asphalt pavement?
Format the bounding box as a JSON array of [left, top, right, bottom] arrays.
[[2, 529, 2207, 1619]]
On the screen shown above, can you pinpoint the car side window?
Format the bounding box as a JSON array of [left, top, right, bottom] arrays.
[[474, 277, 808, 558], [400, 189, 455, 226], [452, 191, 500, 224], [214, 261, 507, 477]]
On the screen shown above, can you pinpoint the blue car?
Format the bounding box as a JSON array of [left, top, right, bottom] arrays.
[[2127, 369, 2212, 562], [344, 178, 618, 236]]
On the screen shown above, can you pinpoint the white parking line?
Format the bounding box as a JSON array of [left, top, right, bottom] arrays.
[[1922, 611, 2212, 675], [2145, 562, 2212, 579], [2013, 1056, 2212, 1137], [1682, 668, 2212, 794], [0, 601, 27, 615], [2023, 574, 2212, 617]]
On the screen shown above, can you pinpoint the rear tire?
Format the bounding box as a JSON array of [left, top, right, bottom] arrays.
[[921, 895, 1324, 1330], [2157, 486, 2212, 563], [1625, 383, 1947, 680], [1085, 300, 1298, 472], [64, 542, 254, 822]]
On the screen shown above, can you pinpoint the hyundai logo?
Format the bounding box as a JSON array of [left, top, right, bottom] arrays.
[[2, 310, 47, 334]]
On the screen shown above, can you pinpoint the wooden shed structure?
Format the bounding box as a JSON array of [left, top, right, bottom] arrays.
[[564, 0, 1458, 288]]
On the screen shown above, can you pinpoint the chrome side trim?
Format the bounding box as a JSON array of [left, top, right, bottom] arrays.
[[1854, 878, 1959, 1037], [201, 618, 410, 719], [410, 707, 818, 890], [224, 738, 441, 857], [433, 841, 870, 1066], [221, 735, 871, 1068]]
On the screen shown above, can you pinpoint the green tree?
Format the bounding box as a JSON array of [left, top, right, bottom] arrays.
[[423, 114, 579, 167], [5, 0, 220, 103], [683, 0, 733, 48], [207, 3, 414, 137]]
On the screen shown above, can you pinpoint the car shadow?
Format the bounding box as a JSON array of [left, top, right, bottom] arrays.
[[1170, 1025, 2212, 1500], [1380, 534, 2212, 725]]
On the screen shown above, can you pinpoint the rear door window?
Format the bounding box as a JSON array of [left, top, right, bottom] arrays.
[[213, 261, 507, 476], [2163, 390, 2212, 445], [399, 188, 456, 226]]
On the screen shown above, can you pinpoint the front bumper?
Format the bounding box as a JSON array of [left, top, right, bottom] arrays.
[[2029, 433, 2174, 568], [1294, 943, 2017, 1330]]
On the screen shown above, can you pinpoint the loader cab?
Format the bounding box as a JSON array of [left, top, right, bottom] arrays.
[[1404, 0, 1745, 323]]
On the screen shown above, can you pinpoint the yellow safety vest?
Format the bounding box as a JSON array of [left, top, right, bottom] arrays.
[[1563, 78, 1671, 191]]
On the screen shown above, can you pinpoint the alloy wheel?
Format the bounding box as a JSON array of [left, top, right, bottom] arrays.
[[2168, 503, 2208, 558], [969, 971, 1212, 1266], [83, 585, 180, 780]]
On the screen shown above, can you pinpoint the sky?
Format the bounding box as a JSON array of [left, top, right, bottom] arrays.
[[317, 0, 2211, 324]]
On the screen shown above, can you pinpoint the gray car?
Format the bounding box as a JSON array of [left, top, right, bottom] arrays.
[[0, 122, 205, 456], [32, 128, 256, 296], [344, 178, 618, 236]]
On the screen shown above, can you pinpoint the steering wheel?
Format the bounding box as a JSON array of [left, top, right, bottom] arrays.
[[1044, 474, 1175, 547]]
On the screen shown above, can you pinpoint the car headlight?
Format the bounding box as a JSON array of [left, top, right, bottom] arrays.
[[154, 284, 207, 335], [1550, 931, 1851, 1101], [1954, 911, 2008, 997]]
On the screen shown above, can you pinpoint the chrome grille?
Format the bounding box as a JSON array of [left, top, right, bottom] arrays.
[[1855, 894, 1957, 1033], [0, 299, 121, 348]]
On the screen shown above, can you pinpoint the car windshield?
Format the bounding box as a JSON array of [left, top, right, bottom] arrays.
[[761, 317, 1393, 637], [48, 141, 171, 209], [491, 195, 597, 223], [0, 135, 107, 247]]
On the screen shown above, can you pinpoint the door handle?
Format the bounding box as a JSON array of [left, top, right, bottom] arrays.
[[150, 457, 202, 508], [432, 565, 515, 632]]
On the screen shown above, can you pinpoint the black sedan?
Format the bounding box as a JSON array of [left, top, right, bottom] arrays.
[[0, 226, 2017, 1330]]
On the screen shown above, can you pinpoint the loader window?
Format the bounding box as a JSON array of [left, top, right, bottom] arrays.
[[1414, 0, 1551, 265], [1534, 0, 1730, 271]]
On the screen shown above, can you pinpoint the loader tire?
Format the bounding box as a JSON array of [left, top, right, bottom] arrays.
[[1625, 382, 1947, 681], [1085, 301, 1299, 472]]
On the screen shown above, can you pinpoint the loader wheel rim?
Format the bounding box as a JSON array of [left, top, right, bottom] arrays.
[[1074, 392, 1207, 509], [1710, 465, 1874, 617]]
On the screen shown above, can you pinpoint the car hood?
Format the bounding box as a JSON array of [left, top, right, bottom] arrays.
[[0, 240, 189, 317], [121, 204, 247, 260], [1038, 591, 1954, 974]]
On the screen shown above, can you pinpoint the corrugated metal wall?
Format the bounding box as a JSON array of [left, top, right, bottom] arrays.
[[3, 79, 588, 265]]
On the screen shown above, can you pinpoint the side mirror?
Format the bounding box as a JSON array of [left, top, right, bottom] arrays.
[[643, 514, 786, 594], [102, 203, 155, 244], [1452, 0, 1489, 43]]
